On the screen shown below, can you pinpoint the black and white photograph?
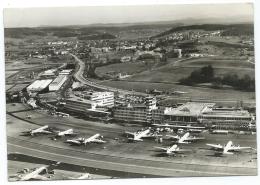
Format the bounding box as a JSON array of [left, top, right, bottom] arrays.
[[2, 1, 258, 182]]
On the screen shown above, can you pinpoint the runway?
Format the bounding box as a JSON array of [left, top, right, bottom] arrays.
[[7, 136, 257, 177]]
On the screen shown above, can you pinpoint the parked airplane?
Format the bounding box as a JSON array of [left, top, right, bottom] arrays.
[[11, 162, 60, 181], [171, 91, 188, 96], [68, 173, 91, 180], [125, 128, 162, 142], [154, 144, 191, 155], [55, 129, 76, 137], [66, 134, 106, 145], [153, 123, 205, 130], [206, 141, 252, 155], [166, 132, 205, 144], [23, 125, 52, 136]]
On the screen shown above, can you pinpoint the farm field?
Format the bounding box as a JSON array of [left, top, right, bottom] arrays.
[[95, 59, 179, 77], [126, 56, 255, 83], [96, 56, 254, 83], [99, 80, 255, 102]]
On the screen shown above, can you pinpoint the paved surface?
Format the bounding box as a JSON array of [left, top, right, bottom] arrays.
[[6, 103, 258, 178], [7, 137, 257, 177]]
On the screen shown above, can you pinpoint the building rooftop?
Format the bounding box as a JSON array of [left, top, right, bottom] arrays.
[[165, 102, 215, 116], [201, 107, 251, 117], [60, 69, 73, 73], [27, 79, 53, 91], [66, 96, 96, 104], [50, 75, 67, 85], [7, 83, 29, 93]]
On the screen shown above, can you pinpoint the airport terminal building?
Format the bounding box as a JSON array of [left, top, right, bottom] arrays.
[[81, 91, 114, 107], [113, 96, 164, 123], [164, 102, 253, 130], [113, 99, 253, 129], [64, 97, 109, 117], [64, 97, 97, 113]]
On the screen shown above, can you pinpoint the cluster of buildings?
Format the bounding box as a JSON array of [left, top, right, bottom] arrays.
[[113, 99, 254, 130], [60, 91, 254, 130], [163, 30, 222, 42], [26, 69, 73, 94]]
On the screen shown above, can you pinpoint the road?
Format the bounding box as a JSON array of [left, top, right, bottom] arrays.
[[70, 53, 146, 96]]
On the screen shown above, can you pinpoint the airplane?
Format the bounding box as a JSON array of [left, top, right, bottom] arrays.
[[23, 125, 52, 136], [10, 162, 60, 181], [66, 134, 106, 146], [125, 128, 162, 142], [206, 141, 252, 155], [166, 132, 205, 144], [154, 144, 191, 155], [54, 129, 76, 137], [67, 173, 92, 180], [171, 91, 188, 96], [153, 123, 205, 130]]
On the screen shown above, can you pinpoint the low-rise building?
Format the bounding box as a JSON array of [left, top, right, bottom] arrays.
[[82, 91, 114, 107], [64, 97, 109, 117], [164, 102, 253, 130], [64, 97, 97, 113], [59, 69, 73, 76], [39, 69, 57, 78], [27, 79, 53, 92], [113, 104, 148, 123], [112, 96, 161, 123], [198, 107, 253, 130], [49, 75, 68, 91]]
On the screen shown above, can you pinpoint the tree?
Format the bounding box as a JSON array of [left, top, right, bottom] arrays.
[[201, 65, 214, 81]]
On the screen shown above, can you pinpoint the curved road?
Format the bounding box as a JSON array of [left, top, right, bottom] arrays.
[[71, 53, 146, 96]]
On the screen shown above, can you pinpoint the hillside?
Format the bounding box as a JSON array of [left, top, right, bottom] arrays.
[[152, 24, 254, 38]]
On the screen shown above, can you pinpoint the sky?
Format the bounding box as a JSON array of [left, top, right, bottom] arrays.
[[3, 3, 254, 28]]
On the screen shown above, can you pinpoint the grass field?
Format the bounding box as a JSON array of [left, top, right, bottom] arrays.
[[100, 80, 255, 102], [96, 56, 255, 105], [95, 59, 168, 77], [5, 59, 44, 71], [127, 57, 255, 83]]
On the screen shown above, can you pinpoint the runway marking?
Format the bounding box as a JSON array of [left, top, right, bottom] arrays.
[[8, 143, 254, 176]]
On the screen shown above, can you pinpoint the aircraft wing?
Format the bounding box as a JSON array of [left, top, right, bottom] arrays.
[[92, 139, 106, 143], [32, 175, 50, 181], [206, 144, 223, 149], [66, 140, 81, 145], [65, 133, 77, 136], [125, 131, 135, 136], [153, 146, 167, 151], [176, 149, 192, 153], [38, 130, 52, 134], [143, 134, 163, 138], [230, 146, 252, 150], [185, 137, 205, 141], [166, 135, 179, 140]]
